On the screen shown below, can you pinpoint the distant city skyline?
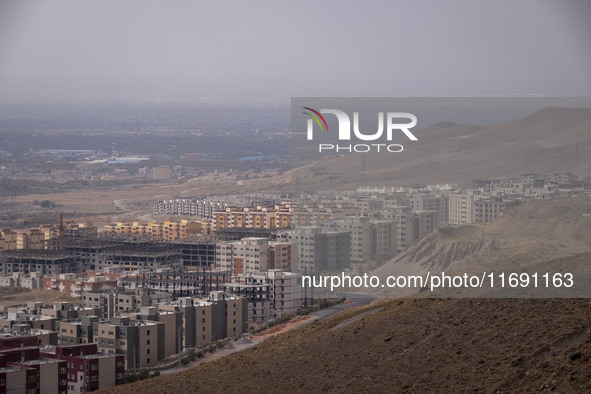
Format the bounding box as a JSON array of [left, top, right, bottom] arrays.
[[0, 0, 590, 101]]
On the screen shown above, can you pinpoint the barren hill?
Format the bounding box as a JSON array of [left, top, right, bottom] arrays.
[[293, 107, 591, 190], [101, 298, 591, 393], [370, 196, 591, 297]]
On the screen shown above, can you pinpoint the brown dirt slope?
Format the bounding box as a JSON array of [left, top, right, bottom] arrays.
[[100, 298, 591, 393]]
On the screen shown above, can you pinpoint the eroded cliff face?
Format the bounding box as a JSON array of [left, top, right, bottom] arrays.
[[372, 231, 490, 278], [369, 197, 591, 297]]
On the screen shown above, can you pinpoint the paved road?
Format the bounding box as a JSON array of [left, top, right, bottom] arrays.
[[307, 293, 375, 322], [159, 293, 375, 375]]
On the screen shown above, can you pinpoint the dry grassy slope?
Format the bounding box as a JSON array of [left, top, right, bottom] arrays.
[[100, 298, 591, 393], [369, 196, 591, 297], [292, 107, 591, 191]]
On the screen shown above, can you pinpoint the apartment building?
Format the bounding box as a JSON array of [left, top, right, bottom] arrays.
[[545, 172, 576, 185], [411, 211, 439, 241], [268, 241, 291, 271], [291, 200, 360, 227], [0, 229, 47, 252], [207, 292, 247, 341], [16, 229, 45, 250], [42, 344, 125, 393], [0, 272, 43, 289], [330, 216, 371, 264], [292, 226, 351, 273], [410, 194, 448, 224], [153, 198, 230, 218], [447, 193, 474, 225], [368, 220, 398, 262], [211, 206, 287, 231], [356, 197, 386, 215], [221, 281, 272, 324], [121, 307, 183, 358], [0, 311, 56, 333], [244, 270, 301, 319], [275, 211, 292, 229], [215, 237, 270, 274], [170, 240, 217, 268], [0, 229, 17, 251], [0, 327, 57, 347], [473, 196, 506, 223], [81, 288, 172, 319], [377, 205, 437, 250], [159, 293, 247, 346], [102, 220, 206, 240], [158, 297, 214, 349], [56, 316, 98, 346], [0, 344, 68, 394], [94, 316, 164, 370]]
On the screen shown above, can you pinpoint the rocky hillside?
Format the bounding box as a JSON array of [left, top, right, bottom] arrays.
[[369, 196, 591, 297], [101, 298, 591, 393]]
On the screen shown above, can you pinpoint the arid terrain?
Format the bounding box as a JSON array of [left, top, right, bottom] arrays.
[[101, 297, 591, 393], [293, 107, 591, 191], [1, 171, 291, 228], [0, 287, 81, 309]]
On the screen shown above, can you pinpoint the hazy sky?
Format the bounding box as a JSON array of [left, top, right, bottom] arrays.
[[0, 0, 590, 101]]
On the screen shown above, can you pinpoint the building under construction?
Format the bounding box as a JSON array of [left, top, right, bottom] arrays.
[[127, 268, 232, 300], [60, 238, 181, 272], [0, 250, 81, 276]]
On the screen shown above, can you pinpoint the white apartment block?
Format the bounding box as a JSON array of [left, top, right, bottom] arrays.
[[229, 270, 303, 322], [215, 237, 270, 274], [447, 193, 474, 225], [251, 270, 301, 318]]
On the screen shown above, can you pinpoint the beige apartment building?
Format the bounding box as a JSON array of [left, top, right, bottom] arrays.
[[94, 316, 163, 370], [102, 219, 206, 240], [160, 297, 214, 349], [215, 237, 270, 274], [121, 307, 183, 358], [211, 204, 291, 231]]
